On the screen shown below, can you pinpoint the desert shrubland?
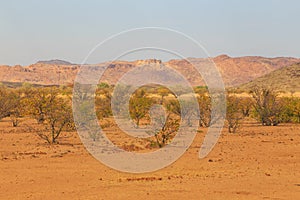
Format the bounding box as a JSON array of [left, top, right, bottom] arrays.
[[0, 83, 299, 145]]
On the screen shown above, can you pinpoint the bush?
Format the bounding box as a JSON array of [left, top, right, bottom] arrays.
[[197, 93, 212, 127], [95, 86, 112, 120], [129, 89, 153, 128], [251, 87, 283, 126], [226, 95, 244, 133], [37, 97, 74, 144], [147, 105, 179, 148], [279, 97, 300, 123], [0, 87, 17, 120], [26, 87, 74, 144]]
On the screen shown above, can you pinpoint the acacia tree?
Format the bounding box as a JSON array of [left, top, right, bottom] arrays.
[[27, 87, 74, 144], [9, 89, 24, 127], [251, 87, 282, 126], [197, 93, 212, 127], [152, 115, 179, 148], [95, 84, 112, 120], [146, 105, 179, 148], [291, 97, 300, 123], [226, 95, 244, 133], [111, 84, 131, 116], [0, 87, 16, 120], [239, 97, 253, 117], [157, 86, 170, 104], [0, 87, 25, 127], [72, 83, 96, 129], [129, 89, 153, 128], [24, 87, 60, 124], [279, 96, 300, 123], [37, 97, 74, 144], [166, 97, 197, 127]]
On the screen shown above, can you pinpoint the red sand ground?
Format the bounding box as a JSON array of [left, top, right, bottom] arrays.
[[0, 119, 299, 200]]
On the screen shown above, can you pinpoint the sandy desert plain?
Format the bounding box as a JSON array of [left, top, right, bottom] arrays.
[[0, 116, 299, 200], [1, 56, 300, 199], [2, 0, 300, 199]]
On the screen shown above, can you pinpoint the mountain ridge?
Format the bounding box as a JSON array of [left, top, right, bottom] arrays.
[[36, 59, 74, 65], [237, 62, 300, 92], [1, 55, 299, 87]]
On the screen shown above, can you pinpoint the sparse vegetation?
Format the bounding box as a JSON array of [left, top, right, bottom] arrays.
[[9, 89, 23, 127], [95, 84, 113, 120], [197, 93, 212, 127], [147, 104, 179, 148], [226, 95, 244, 133], [129, 89, 153, 128], [0, 82, 300, 145], [36, 96, 74, 144], [26, 87, 74, 144], [251, 87, 282, 126], [0, 87, 17, 120]]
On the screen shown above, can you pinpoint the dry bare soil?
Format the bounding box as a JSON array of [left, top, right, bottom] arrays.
[[0, 119, 299, 200]]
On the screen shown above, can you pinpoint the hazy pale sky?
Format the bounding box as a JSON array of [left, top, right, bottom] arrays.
[[1, 0, 300, 65]]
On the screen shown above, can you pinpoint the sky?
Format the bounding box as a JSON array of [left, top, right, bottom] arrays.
[[0, 0, 300, 65]]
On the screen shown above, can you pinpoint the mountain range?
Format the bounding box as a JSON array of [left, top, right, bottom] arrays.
[[0, 55, 299, 89]]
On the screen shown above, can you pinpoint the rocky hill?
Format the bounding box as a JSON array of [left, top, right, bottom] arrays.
[[36, 59, 74, 65], [0, 55, 299, 87], [237, 62, 300, 92]]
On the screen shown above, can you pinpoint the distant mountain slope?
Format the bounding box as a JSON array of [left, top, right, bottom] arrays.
[[169, 55, 300, 86], [237, 63, 300, 92], [209, 55, 300, 86], [0, 56, 299, 86], [36, 59, 74, 65]]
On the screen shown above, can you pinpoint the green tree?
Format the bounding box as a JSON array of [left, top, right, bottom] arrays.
[[0, 86, 22, 126], [153, 117, 179, 148], [111, 84, 131, 116], [157, 86, 170, 104], [129, 89, 153, 128], [25, 87, 74, 144], [9, 89, 24, 127], [95, 86, 112, 120], [239, 97, 253, 117], [37, 97, 74, 144], [166, 97, 196, 127], [280, 97, 300, 123], [291, 97, 300, 123], [197, 93, 212, 127], [24, 87, 60, 123], [251, 87, 282, 126], [226, 95, 244, 133]]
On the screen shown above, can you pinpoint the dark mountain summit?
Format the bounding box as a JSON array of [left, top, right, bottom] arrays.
[[36, 59, 74, 65]]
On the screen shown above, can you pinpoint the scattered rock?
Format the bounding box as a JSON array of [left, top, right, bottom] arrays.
[[265, 173, 271, 176]]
